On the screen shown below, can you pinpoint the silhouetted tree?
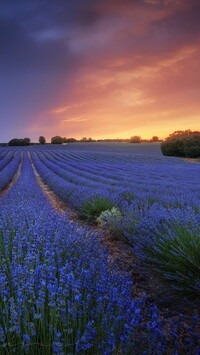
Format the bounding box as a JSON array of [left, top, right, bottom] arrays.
[[80, 137, 96, 142], [151, 136, 159, 142], [161, 130, 200, 158], [51, 136, 63, 144], [62, 137, 77, 143], [39, 136, 46, 144], [130, 136, 141, 143], [80, 137, 87, 142], [8, 138, 31, 146], [23, 137, 31, 146], [8, 138, 19, 146]]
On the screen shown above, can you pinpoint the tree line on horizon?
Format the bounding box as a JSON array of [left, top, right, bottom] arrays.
[[3, 130, 200, 158], [6, 135, 161, 146]]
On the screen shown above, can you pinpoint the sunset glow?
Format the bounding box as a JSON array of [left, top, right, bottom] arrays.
[[1, 0, 200, 141]]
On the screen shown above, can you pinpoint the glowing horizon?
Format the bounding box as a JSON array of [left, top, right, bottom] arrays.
[[1, 0, 200, 142]]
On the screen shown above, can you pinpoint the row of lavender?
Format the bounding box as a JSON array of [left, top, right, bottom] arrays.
[[0, 150, 21, 192], [30, 146, 200, 297], [1, 150, 196, 354]]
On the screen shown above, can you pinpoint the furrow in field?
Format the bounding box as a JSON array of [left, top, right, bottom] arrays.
[[28, 151, 74, 216]]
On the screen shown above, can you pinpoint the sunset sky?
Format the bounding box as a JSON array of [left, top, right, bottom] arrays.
[[1, 0, 200, 142]]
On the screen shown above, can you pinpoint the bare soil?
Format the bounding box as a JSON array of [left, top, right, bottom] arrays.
[[182, 158, 200, 163]]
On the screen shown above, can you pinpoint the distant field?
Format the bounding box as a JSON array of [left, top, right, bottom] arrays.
[[0, 142, 200, 353]]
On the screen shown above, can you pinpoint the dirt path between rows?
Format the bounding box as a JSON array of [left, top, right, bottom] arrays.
[[0, 151, 23, 198], [28, 152, 77, 217], [28, 151, 200, 330], [182, 158, 200, 163]]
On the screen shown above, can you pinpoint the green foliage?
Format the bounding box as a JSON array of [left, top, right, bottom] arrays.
[[39, 136, 46, 144], [161, 139, 183, 156], [141, 222, 200, 297], [120, 212, 139, 243], [151, 136, 159, 142], [97, 207, 140, 243], [161, 130, 200, 158], [81, 196, 115, 220], [121, 191, 136, 204], [63, 137, 77, 143], [97, 207, 122, 233], [130, 135, 141, 143], [184, 145, 200, 158], [51, 136, 63, 144], [8, 137, 31, 146]]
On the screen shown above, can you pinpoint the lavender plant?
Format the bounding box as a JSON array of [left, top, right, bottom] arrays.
[[0, 151, 15, 172], [0, 151, 21, 192], [132, 211, 200, 297]]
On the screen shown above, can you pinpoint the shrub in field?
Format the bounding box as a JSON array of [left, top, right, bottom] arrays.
[[161, 130, 200, 158], [120, 190, 136, 205], [97, 205, 142, 243], [160, 139, 184, 157], [130, 135, 141, 143], [39, 135, 46, 144], [97, 207, 122, 233], [51, 135, 63, 144], [8, 137, 31, 146], [118, 213, 140, 244], [81, 195, 115, 220], [134, 215, 200, 297], [184, 145, 200, 158]]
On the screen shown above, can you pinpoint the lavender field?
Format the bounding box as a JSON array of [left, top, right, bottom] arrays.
[[0, 143, 200, 354]]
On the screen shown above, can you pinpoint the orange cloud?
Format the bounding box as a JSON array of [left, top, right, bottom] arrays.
[[50, 104, 81, 114], [54, 43, 199, 140], [62, 117, 88, 123], [27, 0, 200, 141]]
